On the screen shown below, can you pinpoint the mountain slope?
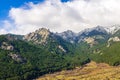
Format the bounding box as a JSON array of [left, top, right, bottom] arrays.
[[56, 30, 77, 43], [0, 30, 89, 80], [0, 35, 70, 80], [24, 28, 72, 54], [37, 61, 120, 80], [0, 26, 120, 80]]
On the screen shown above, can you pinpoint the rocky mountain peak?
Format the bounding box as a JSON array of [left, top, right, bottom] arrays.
[[23, 25, 120, 44], [79, 26, 107, 35], [24, 28, 51, 44], [104, 25, 120, 34], [35, 28, 50, 35], [64, 30, 75, 34], [57, 30, 76, 37], [56, 30, 77, 43]]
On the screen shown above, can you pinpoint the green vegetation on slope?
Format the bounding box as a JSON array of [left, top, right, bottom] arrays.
[[1, 32, 120, 80], [0, 35, 90, 80]]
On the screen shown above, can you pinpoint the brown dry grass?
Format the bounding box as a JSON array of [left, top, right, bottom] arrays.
[[37, 61, 120, 80]]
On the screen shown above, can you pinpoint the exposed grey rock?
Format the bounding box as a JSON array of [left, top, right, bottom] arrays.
[[77, 26, 108, 43], [84, 37, 97, 47], [1, 42, 14, 51], [9, 53, 26, 63], [58, 45, 66, 53], [104, 25, 120, 34], [56, 30, 77, 43], [24, 28, 51, 44], [107, 36, 120, 47]]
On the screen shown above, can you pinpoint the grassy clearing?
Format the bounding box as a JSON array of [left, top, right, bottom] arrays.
[[37, 61, 120, 80]]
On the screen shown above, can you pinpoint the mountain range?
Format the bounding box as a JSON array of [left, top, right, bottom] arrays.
[[0, 25, 120, 80]]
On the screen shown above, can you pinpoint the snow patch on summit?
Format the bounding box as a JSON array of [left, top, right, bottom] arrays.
[[104, 25, 120, 34]]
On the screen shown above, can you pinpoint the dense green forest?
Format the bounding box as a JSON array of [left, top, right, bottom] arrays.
[[0, 31, 120, 80], [0, 35, 90, 80]]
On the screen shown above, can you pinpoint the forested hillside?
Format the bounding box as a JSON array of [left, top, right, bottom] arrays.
[[0, 26, 120, 80]]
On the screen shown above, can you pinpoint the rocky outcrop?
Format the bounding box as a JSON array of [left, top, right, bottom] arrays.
[[93, 49, 103, 55], [108, 37, 120, 42], [84, 37, 97, 47], [107, 36, 120, 47], [9, 53, 26, 63], [24, 28, 50, 44], [56, 30, 77, 43], [1, 42, 14, 51], [58, 45, 66, 53]]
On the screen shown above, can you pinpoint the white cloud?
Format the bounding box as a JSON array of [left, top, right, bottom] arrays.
[[2, 0, 120, 34], [0, 20, 14, 34], [0, 29, 7, 34]]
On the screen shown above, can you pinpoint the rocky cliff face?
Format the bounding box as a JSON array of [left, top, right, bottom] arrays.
[[9, 53, 26, 63], [24, 28, 51, 44], [107, 36, 120, 47], [84, 37, 97, 47], [56, 30, 77, 43], [1, 42, 14, 51], [23, 28, 67, 53]]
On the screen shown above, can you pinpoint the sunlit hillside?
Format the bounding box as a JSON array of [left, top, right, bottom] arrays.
[[37, 61, 120, 80]]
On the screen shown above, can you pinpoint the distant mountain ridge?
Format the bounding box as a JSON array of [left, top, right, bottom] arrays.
[[4, 25, 120, 44], [0, 25, 120, 80], [56, 25, 120, 43]]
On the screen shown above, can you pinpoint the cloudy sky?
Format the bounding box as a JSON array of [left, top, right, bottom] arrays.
[[0, 0, 120, 35]]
